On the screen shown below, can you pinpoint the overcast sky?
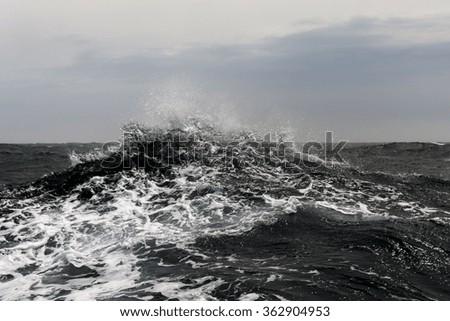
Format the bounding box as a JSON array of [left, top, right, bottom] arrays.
[[1, 0, 450, 142]]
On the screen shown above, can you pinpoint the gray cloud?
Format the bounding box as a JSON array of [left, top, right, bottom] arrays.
[[1, 17, 450, 142]]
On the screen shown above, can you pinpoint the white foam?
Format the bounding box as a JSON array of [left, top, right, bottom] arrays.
[[238, 293, 260, 301], [0, 162, 309, 300]]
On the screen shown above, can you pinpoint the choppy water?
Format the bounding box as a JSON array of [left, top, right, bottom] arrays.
[[0, 123, 449, 300]]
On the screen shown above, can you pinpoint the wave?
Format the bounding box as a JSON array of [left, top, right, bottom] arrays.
[[0, 120, 449, 300]]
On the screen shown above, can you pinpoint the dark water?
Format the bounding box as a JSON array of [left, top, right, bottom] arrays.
[[0, 126, 449, 300], [0, 143, 101, 187]]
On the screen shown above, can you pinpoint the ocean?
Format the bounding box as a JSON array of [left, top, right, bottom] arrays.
[[0, 123, 449, 300]]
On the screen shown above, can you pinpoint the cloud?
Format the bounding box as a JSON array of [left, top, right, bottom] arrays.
[[1, 16, 450, 142]]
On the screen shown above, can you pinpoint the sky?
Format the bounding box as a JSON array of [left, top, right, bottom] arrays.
[[1, 0, 450, 142]]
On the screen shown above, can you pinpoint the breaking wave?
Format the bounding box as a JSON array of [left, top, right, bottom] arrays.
[[0, 120, 449, 300]]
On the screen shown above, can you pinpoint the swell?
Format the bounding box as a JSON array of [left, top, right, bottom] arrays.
[[0, 122, 449, 300], [195, 208, 450, 300]]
